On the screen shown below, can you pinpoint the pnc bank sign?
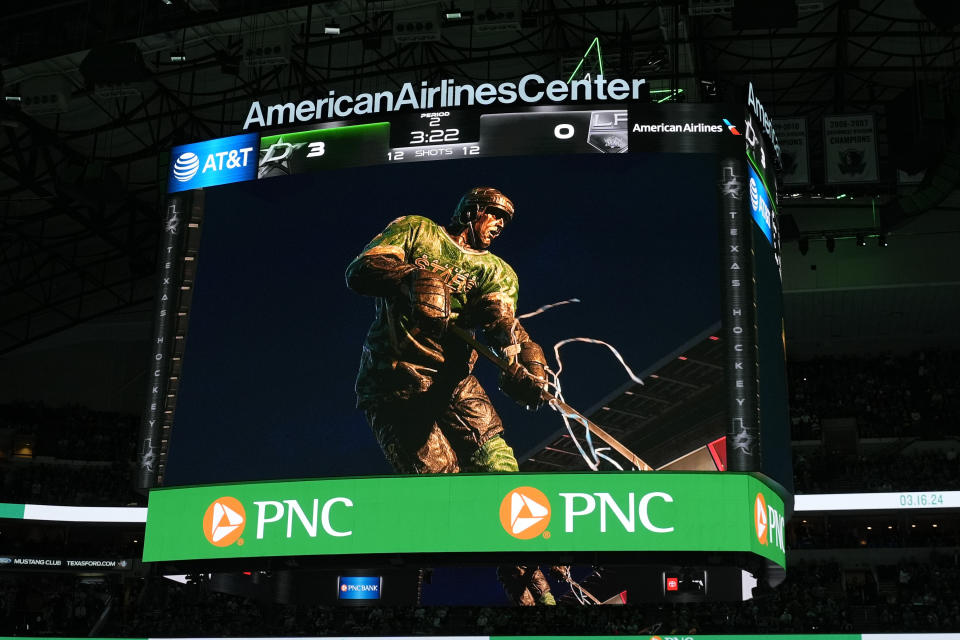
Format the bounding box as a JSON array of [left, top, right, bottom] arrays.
[[202, 495, 354, 547], [753, 492, 785, 553], [142, 474, 786, 566], [498, 486, 675, 540], [202, 486, 677, 548]]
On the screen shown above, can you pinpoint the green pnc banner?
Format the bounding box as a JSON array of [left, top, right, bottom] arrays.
[[143, 472, 785, 566]]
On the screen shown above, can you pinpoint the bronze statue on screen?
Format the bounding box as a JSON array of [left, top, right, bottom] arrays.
[[345, 187, 557, 605]]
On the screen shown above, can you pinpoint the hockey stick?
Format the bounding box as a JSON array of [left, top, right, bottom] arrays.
[[449, 326, 653, 471]]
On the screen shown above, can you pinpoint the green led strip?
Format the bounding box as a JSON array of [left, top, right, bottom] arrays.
[[567, 37, 603, 83]]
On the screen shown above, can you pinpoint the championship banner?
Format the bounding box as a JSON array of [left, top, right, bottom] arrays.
[[773, 117, 809, 185], [823, 114, 879, 183], [143, 472, 786, 568]]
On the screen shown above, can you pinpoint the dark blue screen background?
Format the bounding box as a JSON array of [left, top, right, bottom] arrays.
[[163, 152, 721, 485]]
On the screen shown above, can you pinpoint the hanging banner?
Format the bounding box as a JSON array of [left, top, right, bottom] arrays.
[[823, 114, 879, 183], [773, 117, 809, 185]]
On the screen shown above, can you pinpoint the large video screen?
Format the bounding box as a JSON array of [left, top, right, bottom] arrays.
[[162, 142, 723, 485], [143, 103, 792, 574]]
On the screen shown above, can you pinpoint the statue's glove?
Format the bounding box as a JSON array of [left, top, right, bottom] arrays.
[[499, 341, 548, 410], [405, 270, 450, 337]]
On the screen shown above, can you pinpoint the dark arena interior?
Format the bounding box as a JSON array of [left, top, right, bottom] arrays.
[[1, 1, 960, 639]]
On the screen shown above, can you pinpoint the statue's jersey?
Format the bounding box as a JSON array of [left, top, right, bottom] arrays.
[[347, 215, 520, 405]]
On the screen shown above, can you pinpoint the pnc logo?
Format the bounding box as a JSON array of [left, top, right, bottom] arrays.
[[203, 497, 246, 547], [499, 487, 551, 539], [754, 493, 768, 545]]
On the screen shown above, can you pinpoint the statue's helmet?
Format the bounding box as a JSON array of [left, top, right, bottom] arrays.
[[451, 187, 515, 229]]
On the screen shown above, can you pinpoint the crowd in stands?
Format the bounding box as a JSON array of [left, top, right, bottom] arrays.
[[794, 446, 960, 493], [0, 402, 141, 506], [6, 557, 956, 636], [0, 403, 138, 462], [0, 573, 118, 635], [792, 517, 959, 549], [0, 462, 141, 506], [0, 521, 143, 558], [788, 350, 959, 440]]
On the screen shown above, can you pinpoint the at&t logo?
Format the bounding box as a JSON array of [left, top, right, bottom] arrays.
[[499, 487, 551, 539], [203, 497, 246, 547], [172, 152, 200, 182], [167, 133, 259, 193]]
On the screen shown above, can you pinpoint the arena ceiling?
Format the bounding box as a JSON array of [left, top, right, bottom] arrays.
[[0, 0, 957, 355]]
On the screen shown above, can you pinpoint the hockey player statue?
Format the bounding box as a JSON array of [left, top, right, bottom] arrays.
[[346, 187, 557, 605]]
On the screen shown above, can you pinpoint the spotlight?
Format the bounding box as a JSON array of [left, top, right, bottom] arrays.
[[324, 22, 341, 35], [878, 232, 888, 247], [856, 233, 866, 247], [799, 237, 809, 256], [826, 236, 835, 253]]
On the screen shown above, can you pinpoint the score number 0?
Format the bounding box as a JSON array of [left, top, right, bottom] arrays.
[[554, 124, 576, 139]]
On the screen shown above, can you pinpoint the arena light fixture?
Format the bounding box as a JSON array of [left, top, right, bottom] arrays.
[[324, 22, 341, 35], [878, 232, 888, 247], [856, 233, 866, 247], [566, 37, 603, 83], [657, 88, 684, 103]]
